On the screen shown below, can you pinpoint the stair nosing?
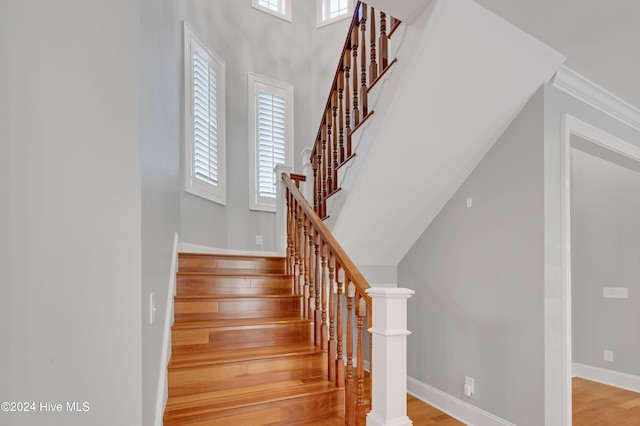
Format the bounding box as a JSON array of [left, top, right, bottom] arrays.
[[177, 271, 293, 277], [164, 381, 338, 418], [168, 346, 322, 369], [178, 253, 286, 260], [173, 294, 302, 300], [172, 317, 312, 330]]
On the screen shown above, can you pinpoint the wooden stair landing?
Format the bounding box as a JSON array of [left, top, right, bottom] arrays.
[[164, 253, 343, 426]]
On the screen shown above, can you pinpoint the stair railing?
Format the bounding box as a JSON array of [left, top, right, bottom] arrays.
[[282, 172, 371, 425], [311, 1, 400, 219], [281, 171, 413, 426]]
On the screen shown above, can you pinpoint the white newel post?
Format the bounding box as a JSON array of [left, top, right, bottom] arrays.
[[365, 287, 415, 426], [274, 164, 292, 257], [300, 147, 313, 202]]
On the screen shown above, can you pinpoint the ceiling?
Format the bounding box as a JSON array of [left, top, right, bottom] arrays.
[[474, 0, 640, 110]]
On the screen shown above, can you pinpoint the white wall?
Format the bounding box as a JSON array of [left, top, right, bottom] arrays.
[[141, 0, 181, 423], [399, 89, 545, 426], [1, 1, 142, 425]]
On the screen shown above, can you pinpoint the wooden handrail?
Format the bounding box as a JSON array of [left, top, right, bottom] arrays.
[[311, 2, 400, 219], [282, 173, 371, 304], [282, 172, 371, 425]]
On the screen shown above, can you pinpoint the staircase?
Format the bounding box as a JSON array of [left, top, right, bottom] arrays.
[[163, 253, 344, 425]]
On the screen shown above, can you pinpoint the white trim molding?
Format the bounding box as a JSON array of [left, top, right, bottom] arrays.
[[154, 232, 180, 426], [573, 363, 640, 393], [407, 377, 516, 426], [552, 66, 640, 133]]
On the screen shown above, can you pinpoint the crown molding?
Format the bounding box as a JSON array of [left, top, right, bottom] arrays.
[[552, 65, 640, 133]]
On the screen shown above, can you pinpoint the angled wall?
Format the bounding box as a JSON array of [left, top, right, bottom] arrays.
[[399, 89, 545, 425]]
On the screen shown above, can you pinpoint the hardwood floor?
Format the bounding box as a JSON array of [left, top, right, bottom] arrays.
[[573, 377, 640, 425]]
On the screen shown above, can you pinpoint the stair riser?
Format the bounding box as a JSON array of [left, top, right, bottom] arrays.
[[163, 389, 342, 426], [174, 298, 302, 321], [179, 254, 285, 274], [177, 275, 294, 296], [168, 354, 326, 397], [172, 323, 313, 352]]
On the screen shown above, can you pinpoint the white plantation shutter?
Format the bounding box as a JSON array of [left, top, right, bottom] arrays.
[[257, 92, 286, 198], [249, 73, 293, 211], [184, 23, 226, 205], [325, 0, 348, 19], [317, 0, 352, 27], [252, 0, 291, 21], [258, 0, 282, 13], [193, 51, 219, 186]]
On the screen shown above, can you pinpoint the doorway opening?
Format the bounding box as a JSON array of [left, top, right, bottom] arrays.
[[561, 115, 640, 424]]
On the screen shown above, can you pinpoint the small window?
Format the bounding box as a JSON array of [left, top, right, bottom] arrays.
[[184, 23, 226, 205], [316, 0, 353, 27], [248, 73, 294, 212], [252, 0, 291, 22]]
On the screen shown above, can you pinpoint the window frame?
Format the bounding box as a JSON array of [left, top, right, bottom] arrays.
[[248, 72, 294, 212], [251, 0, 292, 22], [316, 0, 353, 28], [183, 22, 227, 205]]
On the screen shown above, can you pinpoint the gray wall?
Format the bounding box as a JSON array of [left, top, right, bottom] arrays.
[[141, 0, 181, 424], [399, 89, 545, 426], [1, 1, 142, 425], [179, 0, 349, 251], [571, 146, 640, 376]]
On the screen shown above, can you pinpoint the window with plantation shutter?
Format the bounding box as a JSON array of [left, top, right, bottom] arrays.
[[184, 23, 226, 205], [251, 0, 291, 22], [316, 0, 353, 27], [248, 73, 293, 212]]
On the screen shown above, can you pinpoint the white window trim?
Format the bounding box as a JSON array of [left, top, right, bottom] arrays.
[[251, 0, 292, 23], [248, 73, 294, 212], [316, 0, 354, 28], [183, 22, 226, 205]]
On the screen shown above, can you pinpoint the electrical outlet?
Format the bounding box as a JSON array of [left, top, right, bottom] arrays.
[[464, 376, 474, 396], [604, 350, 614, 362], [256, 235, 263, 245], [603, 287, 629, 299]]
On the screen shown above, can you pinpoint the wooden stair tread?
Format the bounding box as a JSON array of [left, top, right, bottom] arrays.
[[164, 379, 338, 417], [174, 294, 301, 300], [172, 316, 311, 330], [179, 267, 285, 274], [168, 343, 322, 368]]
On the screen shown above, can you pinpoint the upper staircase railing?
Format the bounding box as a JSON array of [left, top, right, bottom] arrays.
[[311, 1, 400, 218]]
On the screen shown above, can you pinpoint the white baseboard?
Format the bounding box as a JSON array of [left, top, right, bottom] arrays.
[[407, 376, 516, 426], [573, 362, 640, 393], [154, 232, 179, 426], [179, 241, 279, 257]]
